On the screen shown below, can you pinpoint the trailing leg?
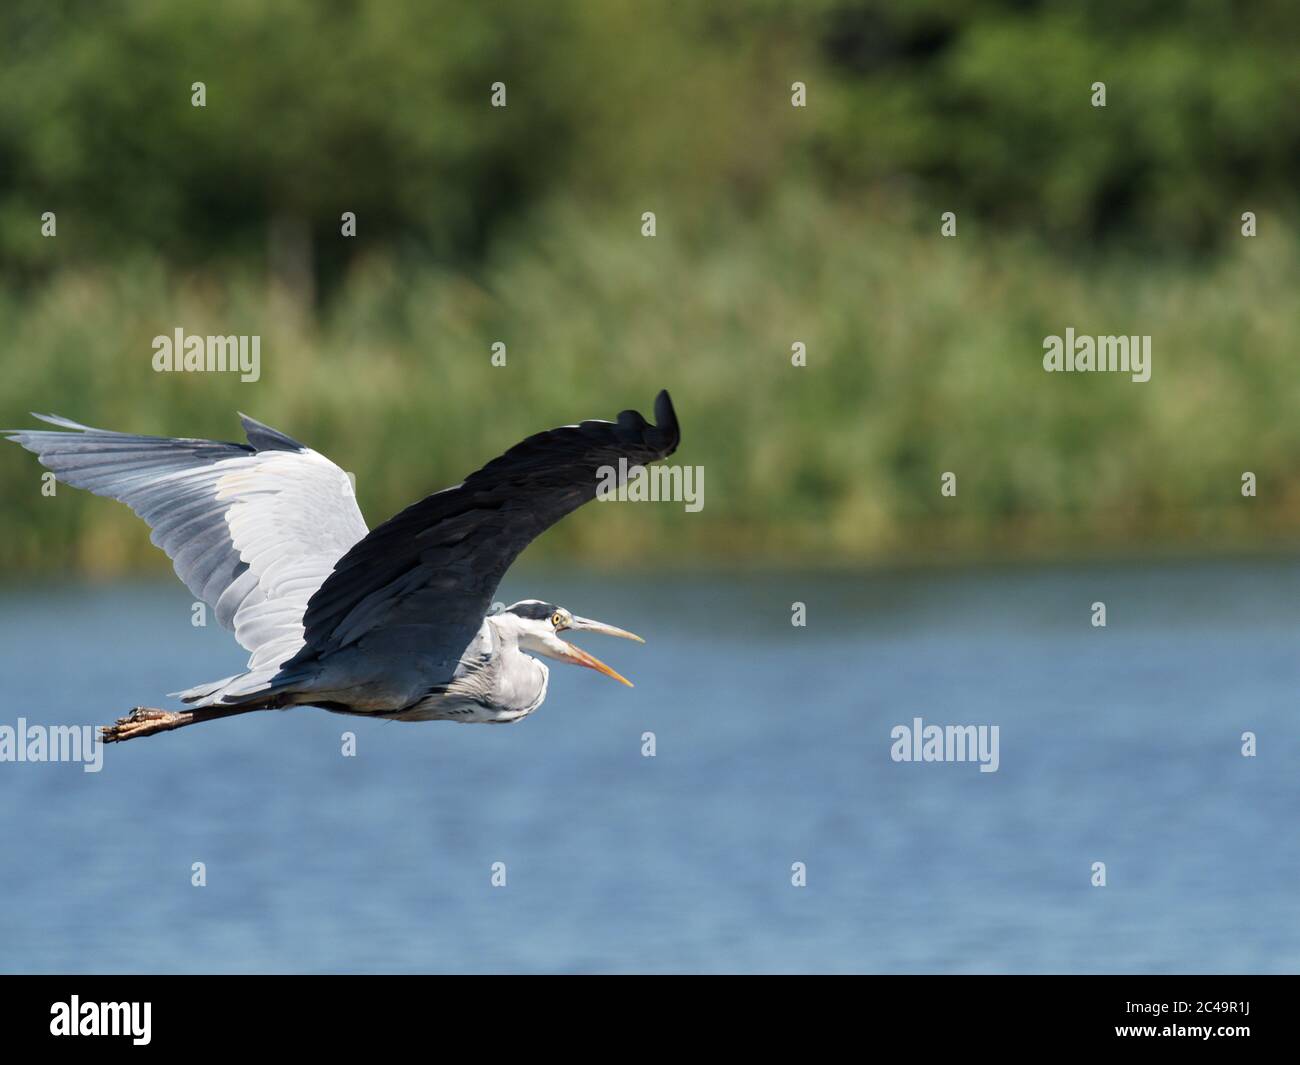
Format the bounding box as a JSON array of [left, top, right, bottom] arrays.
[[100, 705, 263, 743]]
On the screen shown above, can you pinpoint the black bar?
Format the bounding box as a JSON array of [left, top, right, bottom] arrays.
[[0, 975, 1285, 1051]]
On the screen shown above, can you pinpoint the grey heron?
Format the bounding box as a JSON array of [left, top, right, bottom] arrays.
[[5, 390, 680, 743]]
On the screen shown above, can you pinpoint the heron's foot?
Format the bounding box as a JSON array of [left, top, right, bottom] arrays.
[[101, 706, 191, 744]]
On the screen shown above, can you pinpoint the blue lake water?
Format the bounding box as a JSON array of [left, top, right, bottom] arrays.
[[0, 560, 1297, 973]]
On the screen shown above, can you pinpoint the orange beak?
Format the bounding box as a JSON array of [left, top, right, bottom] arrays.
[[559, 641, 635, 687], [559, 617, 644, 688]]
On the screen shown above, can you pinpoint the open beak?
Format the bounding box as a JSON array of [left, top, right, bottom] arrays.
[[560, 616, 644, 688]]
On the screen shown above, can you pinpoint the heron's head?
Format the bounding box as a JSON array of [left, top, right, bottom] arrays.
[[501, 599, 643, 687]]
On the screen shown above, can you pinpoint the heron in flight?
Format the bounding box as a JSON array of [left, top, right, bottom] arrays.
[[5, 391, 679, 743]]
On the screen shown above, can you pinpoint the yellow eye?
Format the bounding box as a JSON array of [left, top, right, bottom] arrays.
[[552, 611, 565, 628]]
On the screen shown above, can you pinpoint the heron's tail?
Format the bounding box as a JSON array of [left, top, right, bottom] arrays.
[[170, 664, 316, 708]]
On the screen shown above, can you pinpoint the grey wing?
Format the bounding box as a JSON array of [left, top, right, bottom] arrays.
[[292, 390, 680, 674], [4, 414, 369, 673]]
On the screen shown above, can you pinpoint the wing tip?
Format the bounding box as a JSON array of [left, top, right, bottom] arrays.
[[2, 413, 95, 442], [32, 413, 93, 430], [238, 412, 307, 453], [652, 389, 679, 455]]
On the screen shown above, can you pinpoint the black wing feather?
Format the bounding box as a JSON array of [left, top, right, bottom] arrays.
[[293, 390, 680, 662]]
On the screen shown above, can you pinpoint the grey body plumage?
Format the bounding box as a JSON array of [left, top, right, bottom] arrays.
[[4, 392, 678, 740]]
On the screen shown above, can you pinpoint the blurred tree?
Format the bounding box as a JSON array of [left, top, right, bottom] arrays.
[[810, 0, 1300, 249], [0, 0, 586, 296], [0, 0, 1295, 296]]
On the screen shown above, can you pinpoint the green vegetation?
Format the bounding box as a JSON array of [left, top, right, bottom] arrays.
[[1, 2, 1298, 576]]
